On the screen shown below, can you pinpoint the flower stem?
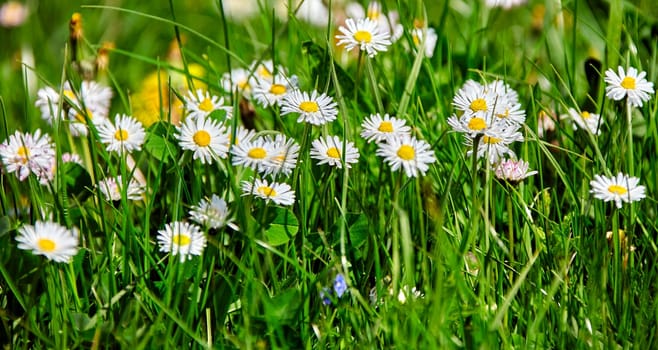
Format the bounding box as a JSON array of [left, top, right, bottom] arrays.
[[460, 135, 481, 255]]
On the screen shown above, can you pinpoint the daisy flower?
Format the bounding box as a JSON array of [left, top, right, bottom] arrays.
[[590, 172, 646, 208], [183, 89, 233, 120], [264, 134, 300, 177], [494, 158, 538, 183], [604, 66, 654, 107], [252, 74, 297, 108], [157, 221, 207, 262], [225, 125, 257, 147], [565, 108, 602, 135], [241, 178, 295, 206], [376, 135, 436, 177], [537, 110, 556, 138], [231, 136, 276, 174], [189, 194, 237, 230], [465, 127, 523, 164], [35, 85, 67, 122], [410, 27, 438, 58], [280, 90, 338, 126], [0, 129, 55, 181], [447, 110, 501, 138], [310, 135, 360, 169], [336, 17, 392, 57], [360, 113, 411, 143], [97, 175, 145, 202], [484, 0, 528, 9], [452, 80, 502, 120], [221, 68, 253, 97], [15, 221, 79, 263], [176, 116, 229, 164], [97, 114, 146, 154]]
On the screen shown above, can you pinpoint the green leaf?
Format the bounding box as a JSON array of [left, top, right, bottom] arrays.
[[349, 214, 369, 249], [0, 216, 10, 238], [265, 208, 299, 246], [266, 288, 302, 325], [145, 122, 178, 163], [61, 162, 92, 199]]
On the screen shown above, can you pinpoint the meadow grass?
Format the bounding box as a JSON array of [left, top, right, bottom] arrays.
[[1, 0, 657, 348]]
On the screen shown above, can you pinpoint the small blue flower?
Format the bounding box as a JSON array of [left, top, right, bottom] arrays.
[[333, 274, 347, 298], [320, 287, 332, 305]]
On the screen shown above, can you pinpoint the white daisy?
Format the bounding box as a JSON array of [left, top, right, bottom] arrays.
[[466, 127, 523, 164], [225, 125, 257, 147], [376, 135, 436, 177], [221, 68, 253, 97], [157, 221, 207, 262], [310, 135, 360, 169], [452, 80, 502, 120], [565, 108, 602, 135], [447, 110, 501, 138], [252, 74, 297, 108], [176, 116, 229, 164], [241, 178, 295, 206], [0, 129, 55, 181], [97, 175, 144, 202], [336, 17, 392, 57], [494, 158, 538, 183], [604, 66, 654, 107], [410, 27, 438, 58], [189, 194, 237, 230], [66, 105, 109, 137], [183, 89, 233, 120], [264, 134, 300, 177], [484, 0, 528, 9], [15, 221, 79, 263], [590, 172, 646, 208], [280, 89, 338, 126], [35, 85, 67, 122], [231, 136, 276, 174], [360, 113, 411, 143], [537, 110, 556, 138], [97, 114, 146, 154]]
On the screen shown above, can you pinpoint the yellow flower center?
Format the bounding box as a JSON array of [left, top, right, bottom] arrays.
[[258, 66, 273, 79], [469, 98, 488, 112], [413, 19, 424, 29], [270, 84, 287, 95], [378, 121, 394, 132], [75, 108, 93, 124], [63, 90, 76, 101], [37, 238, 57, 252], [397, 145, 415, 160], [114, 129, 129, 141], [299, 101, 319, 113], [412, 33, 420, 46], [608, 185, 628, 195], [199, 97, 214, 112], [327, 147, 341, 159], [621, 76, 636, 90], [581, 111, 591, 119], [482, 136, 501, 144], [238, 80, 250, 90], [354, 30, 372, 43], [193, 130, 211, 147], [17, 146, 30, 158], [467, 117, 487, 131], [172, 234, 191, 246], [248, 147, 267, 159], [257, 185, 276, 197]]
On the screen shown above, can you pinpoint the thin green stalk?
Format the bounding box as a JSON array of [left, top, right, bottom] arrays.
[[460, 135, 481, 255]]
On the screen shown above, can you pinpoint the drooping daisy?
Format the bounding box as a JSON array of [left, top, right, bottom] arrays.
[[376, 135, 436, 177], [15, 221, 79, 263], [494, 158, 538, 183], [537, 110, 556, 138], [336, 17, 392, 57], [176, 116, 229, 164], [360, 113, 411, 143], [189, 194, 237, 230], [241, 178, 295, 206], [410, 27, 438, 58], [231, 136, 276, 174], [280, 89, 338, 126], [310, 135, 360, 169], [565, 108, 602, 135], [97, 114, 146, 154], [0, 129, 55, 181], [97, 175, 145, 202], [157, 221, 207, 262], [604, 66, 654, 107], [183, 89, 233, 120], [252, 74, 297, 108], [264, 134, 300, 177], [590, 172, 646, 208]]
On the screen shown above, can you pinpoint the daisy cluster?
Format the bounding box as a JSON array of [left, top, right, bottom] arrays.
[[448, 78, 537, 182]]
